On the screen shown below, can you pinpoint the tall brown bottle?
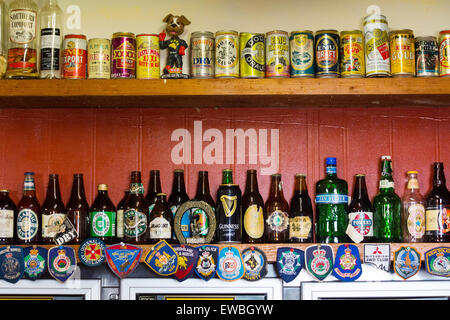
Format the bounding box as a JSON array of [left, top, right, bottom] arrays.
[[149, 193, 174, 244], [192, 171, 216, 239], [41, 174, 66, 244], [123, 171, 148, 244], [264, 174, 289, 243], [145, 170, 162, 214], [0, 190, 17, 244], [242, 170, 265, 243], [194, 171, 215, 208], [17, 172, 41, 244], [89, 184, 116, 243], [66, 174, 89, 244], [168, 169, 190, 242], [289, 174, 313, 243]]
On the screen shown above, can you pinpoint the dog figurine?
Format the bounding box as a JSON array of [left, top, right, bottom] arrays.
[[159, 14, 191, 78]]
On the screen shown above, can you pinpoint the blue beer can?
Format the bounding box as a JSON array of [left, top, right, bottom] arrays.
[[315, 29, 340, 78], [290, 31, 315, 77]]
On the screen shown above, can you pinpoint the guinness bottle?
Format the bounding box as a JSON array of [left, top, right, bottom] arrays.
[[17, 172, 41, 244], [90, 184, 116, 243], [242, 170, 265, 243], [66, 174, 89, 244], [41, 174, 66, 244], [149, 193, 173, 243], [264, 174, 289, 243], [123, 171, 148, 244], [289, 174, 313, 243]]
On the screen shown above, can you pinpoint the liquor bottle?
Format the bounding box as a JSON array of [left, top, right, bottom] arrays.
[[39, 0, 62, 78], [0, 190, 17, 244], [425, 162, 450, 242], [192, 171, 215, 238], [89, 184, 116, 243], [289, 173, 313, 243], [149, 193, 173, 243], [41, 174, 66, 244], [347, 174, 374, 243], [0, 0, 7, 78], [6, 0, 39, 78], [145, 170, 162, 214], [373, 156, 402, 242], [242, 170, 265, 243], [17, 172, 41, 244], [316, 157, 349, 243], [168, 169, 189, 241], [264, 173, 289, 243], [123, 171, 148, 244], [66, 174, 89, 244], [116, 189, 129, 240], [402, 171, 426, 242]]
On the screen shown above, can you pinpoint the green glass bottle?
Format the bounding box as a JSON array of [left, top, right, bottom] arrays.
[[222, 169, 233, 184], [316, 157, 349, 243], [373, 156, 402, 242]]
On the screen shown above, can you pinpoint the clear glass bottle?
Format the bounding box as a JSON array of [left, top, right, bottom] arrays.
[[402, 171, 425, 242], [0, 0, 7, 78], [39, 0, 62, 78]]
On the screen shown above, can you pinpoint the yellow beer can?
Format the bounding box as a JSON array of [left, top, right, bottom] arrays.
[[136, 34, 160, 79], [340, 30, 365, 78], [390, 29, 415, 77]]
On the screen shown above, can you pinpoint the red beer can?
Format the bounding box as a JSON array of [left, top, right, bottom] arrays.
[[62, 34, 88, 79]]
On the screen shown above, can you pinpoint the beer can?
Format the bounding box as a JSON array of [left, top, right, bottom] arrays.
[[415, 36, 439, 77], [240, 32, 265, 78], [215, 30, 239, 78], [340, 30, 365, 78], [111, 32, 136, 79], [136, 34, 160, 80], [190, 31, 215, 79], [62, 34, 87, 79], [364, 14, 390, 77], [315, 30, 339, 78], [289, 30, 315, 78], [88, 38, 111, 79], [216, 183, 242, 243], [390, 29, 415, 77], [266, 30, 290, 78], [439, 30, 450, 77]]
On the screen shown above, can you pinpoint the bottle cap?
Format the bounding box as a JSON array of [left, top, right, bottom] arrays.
[[295, 173, 306, 177], [0, 190, 9, 193], [98, 184, 108, 191], [24, 172, 35, 176], [381, 155, 391, 160], [407, 171, 418, 175], [326, 157, 337, 165]]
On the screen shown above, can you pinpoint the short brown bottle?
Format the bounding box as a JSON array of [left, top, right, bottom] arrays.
[[264, 174, 289, 243]]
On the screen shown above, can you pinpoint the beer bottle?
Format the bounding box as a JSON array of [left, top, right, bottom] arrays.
[[347, 174, 374, 243], [0, 190, 17, 244], [168, 169, 189, 241], [149, 193, 173, 243], [289, 174, 313, 243], [90, 184, 116, 243], [402, 171, 426, 242], [123, 171, 148, 244], [116, 189, 129, 240], [316, 157, 349, 243], [145, 170, 162, 214], [194, 171, 215, 208], [242, 170, 265, 243], [192, 171, 215, 239], [264, 174, 289, 243], [425, 162, 450, 242], [17, 172, 41, 244], [66, 174, 89, 244], [373, 156, 402, 242], [41, 174, 66, 244]]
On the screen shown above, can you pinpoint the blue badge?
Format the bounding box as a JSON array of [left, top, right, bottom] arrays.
[[276, 247, 304, 283], [394, 246, 421, 280], [78, 238, 106, 267], [23, 246, 47, 280], [0, 246, 24, 284], [173, 245, 199, 282], [217, 246, 245, 282], [105, 243, 142, 278], [305, 245, 334, 281], [242, 247, 267, 281], [195, 245, 218, 281], [332, 244, 362, 282], [144, 240, 179, 276], [48, 246, 77, 283], [425, 247, 450, 277]]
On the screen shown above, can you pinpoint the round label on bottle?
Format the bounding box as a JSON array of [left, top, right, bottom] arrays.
[[149, 216, 171, 239], [348, 211, 373, 236], [407, 204, 425, 238], [243, 205, 264, 239], [90, 211, 116, 237], [0, 210, 14, 238], [289, 216, 312, 239], [17, 209, 38, 240], [124, 209, 147, 237], [266, 210, 289, 232]]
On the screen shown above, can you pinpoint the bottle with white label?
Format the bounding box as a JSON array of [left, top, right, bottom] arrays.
[[149, 193, 173, 243], [17, 172, 41, 244], [0, 1, 7, 78], [402, 171, 426, 242], [347, 174, 374, 243], [0, 190, 17, 244], [41, 173, 66, 244], [39, 0, 62, 78]]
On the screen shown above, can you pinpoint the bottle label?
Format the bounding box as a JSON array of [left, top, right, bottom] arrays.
[[42, 213, 66, 238], [315, 194, 349, 204], [40, 28, 61, 71], [123, 209, 147, 237], [129, 183, 144, 194], [426, 208, 449, 233], [149, 216, 171, 239], [17, 209, 38, 240], [116, 209, 124, 238], [0, 210, 14, 238], [407, 204, 425, 238], [289, 216, 312, 239], [243, 205, 264, 239], [9, 9, 37, 44], [326, 166, 337, 174], [90, 211, 116, 237], [379, 180, 395, 189], [266, 210, 289, 232], [407, 178, 419, 190], [348, 211, 374, 237]]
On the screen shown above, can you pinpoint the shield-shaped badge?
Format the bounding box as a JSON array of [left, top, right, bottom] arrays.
[[48, 246, 77, 283], [305, 245, 334, 281], [23, 246, 47, 280], [144, 240, 179, 276], [363, 244, 391, 272], [217, 246, 245, 281], [78, 238, 106, 267], [173, 245, 199, 282], [276, 247, 304, 283], [195, 245, 219, 281], [105, 243, 142, 278], [0, 246, 24, 284], [425, 247, 450, 277], [332, 244, 362, 282], [242, 247, 267, 281], [394, 246, 421, 280]]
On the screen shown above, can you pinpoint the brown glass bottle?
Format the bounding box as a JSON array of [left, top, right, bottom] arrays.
[[149, 193, 174, 244], [289, 174, 313, 243], [17, 172, 41, 244], [66, 174, 89, 244], [194, 171, 215, 208], [0, 190, 17, 244], [116, 189, 129, 240], [145, 170, 162, 214], [123, 171, 148, 244], [264, 174, 289, 243], [168, 169, 190, 242], [90, 184, 117, 243], [242, 170, 265, 243], [41, 174, 66, 244]]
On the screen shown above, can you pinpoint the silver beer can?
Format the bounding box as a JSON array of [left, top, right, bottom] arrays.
[[190, 31, 215, 79], [364, 14, 390, 77], [215, 30, 239, 78]]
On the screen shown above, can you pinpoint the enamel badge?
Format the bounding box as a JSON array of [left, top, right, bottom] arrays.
[[195, 245, 219, 281], [23, 246, 47, 280], [0, 246, 24, 284], [78, 238, 106, 267], [305, 245, 334, 281], [394, 246, 421, 280], [242, 247, 267, 281], [173, 245, 199, 282], [276, 247, 304, 283], [217, 246, 245, 281], [144, 240, 179, 276], [425, 247, 450, 277], [332, 244, 362, 281], [105, 243, 142, 278], [363, 244, 391, 272], [48, 246, 77, 283]]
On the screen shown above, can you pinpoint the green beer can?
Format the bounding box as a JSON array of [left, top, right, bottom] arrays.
[[240, 32, 265, 78]]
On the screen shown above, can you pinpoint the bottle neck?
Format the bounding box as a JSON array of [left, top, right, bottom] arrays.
[[326, 164, 337, 178], [293, 175, 307, 194], [23, 174, 36, 197], [269, 175, 285, 200], [222, 170, 233, 184], [196, 172, 210, 196], [353, 176, 369, 200], [172, 171, 187, 194], [48, 0, 58, 7], [245, 171, 259, 194], [130, 172, 144, 194], [149, 172, 162, 194], [432, 164, 447, 189], [46, 175, 62, 201], [379, 160, 394, 192], [70, 174, 86, 201]]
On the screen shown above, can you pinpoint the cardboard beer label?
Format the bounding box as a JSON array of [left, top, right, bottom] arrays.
[[276, 247, 304, 283], [332, 244, 362, 282], [242, 247, 267, 281], [195, 245, 219, 281], [144, 240, 179, 276], [393, 246, 421, 280], [53, 217, 78, 245], [23, 246, 47, 280], [217, 246, 245, 281], [105, 243, 142, 278], [305, 245, 333, 281], [48, 246, 77, 283], [173, 245, 198, 282], [0, 246, 25, 284], [78, 238, 106, 267], [364, 244, 391, 272], [425, 247, 450, 277]]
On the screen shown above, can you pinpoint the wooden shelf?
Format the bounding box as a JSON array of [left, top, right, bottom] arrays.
[[1, 78, 450, 108]]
